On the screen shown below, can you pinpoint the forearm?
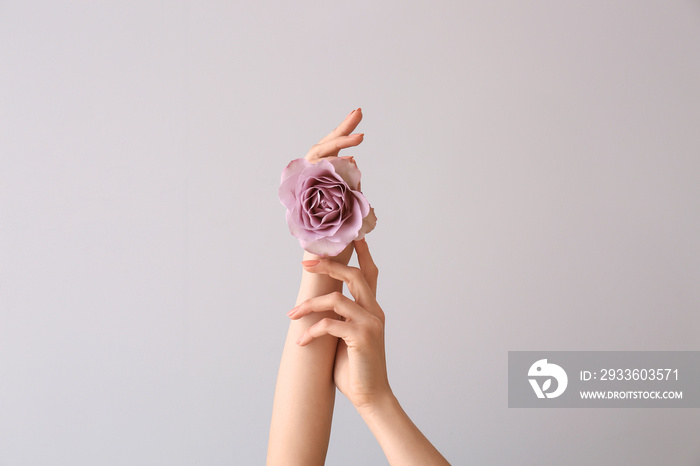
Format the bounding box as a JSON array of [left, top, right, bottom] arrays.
[[267, 248, 351, 465], [359, 392, 450, 466]]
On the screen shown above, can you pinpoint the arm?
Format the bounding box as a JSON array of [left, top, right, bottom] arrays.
[[291, 239, 450, 465], [266, 248, 351, 465], [267, 109, 365, 465], [357, 392, 449, 466]]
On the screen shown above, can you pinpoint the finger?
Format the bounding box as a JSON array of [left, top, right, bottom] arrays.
[[289, 291, 370, 322], [302, 259, 375, 309], [306, 133, 364, 162], [298, 317, 352, 346], [317, 108, 363, 145], [353, 238, 378, 296]]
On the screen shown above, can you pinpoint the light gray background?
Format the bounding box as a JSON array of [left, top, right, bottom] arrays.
[[1, 1, 699, 465]]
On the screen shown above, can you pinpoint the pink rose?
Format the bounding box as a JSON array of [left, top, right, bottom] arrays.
[[279, 157, 377, 257]]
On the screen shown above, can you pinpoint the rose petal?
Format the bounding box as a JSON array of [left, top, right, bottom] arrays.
[[355, 206, 377, 240], [281, 155, 376, 256], [351, 190, 370, 218], [324, 197, 365, 246], [302, 188, 321, 211], [306, 184, 346, 231], [320, 209, 340, 226], [329, 157, 361, 190], [300, 237, 348, 257], [279, 158, 310, 210], [287, 207, 323, 242], [339, 155, 357, 166], [307, 188, 339, 221], [301, 160, 344, 184], [280, 158, 309, 184]]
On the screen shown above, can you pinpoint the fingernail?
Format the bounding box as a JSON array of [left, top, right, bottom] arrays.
[[296, 336, 304, 345], [347, 109, 356, 118], [357, 107, 362, 112], [354, 133, 364, 138], [287, 305, 300, 316], [301, 260, 320, 267]]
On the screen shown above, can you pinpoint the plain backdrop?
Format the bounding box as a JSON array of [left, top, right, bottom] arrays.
[[1, 1, 699, 465]]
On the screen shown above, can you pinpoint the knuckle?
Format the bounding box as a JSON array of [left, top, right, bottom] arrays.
[[348, 266, 364, 282], [375, 308, 386, 324], [362, 257, 378, 273], [366, 265, 379, 280], [329, 291, 344, 302], [368, 315, 384, 332], [315, 318, 332, 332], [306, 145, 321, 160]]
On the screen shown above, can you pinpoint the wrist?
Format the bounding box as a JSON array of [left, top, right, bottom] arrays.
[[355, 388, 399, 420], [296, 244, 353, 301], [302, 242, 354, 265]]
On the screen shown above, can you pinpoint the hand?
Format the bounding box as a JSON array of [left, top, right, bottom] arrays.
[[305, 108, 364, 163], [289, 239, 390, 410], [301, 108, 365, 263]]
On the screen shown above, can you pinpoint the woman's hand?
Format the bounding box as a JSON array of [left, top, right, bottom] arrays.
[[305, 108, 364, 163], [301, 107, 364, 264], [289, 238, 390, 410], [290, 241, 450, 465]]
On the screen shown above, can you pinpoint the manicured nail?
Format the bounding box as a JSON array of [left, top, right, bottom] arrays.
[[301, 260, 320, 267], [357, 107, 362, 112], [354, 133, 364, 138], [347, 109, 356, 118], [296, 336, 304, 345], [287, 305, 300, 316]]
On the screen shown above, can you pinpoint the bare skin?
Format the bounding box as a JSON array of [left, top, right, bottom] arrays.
[[267, 109, 449, 465], [267, 109, 364, 466], [292, 240, 450, 465]]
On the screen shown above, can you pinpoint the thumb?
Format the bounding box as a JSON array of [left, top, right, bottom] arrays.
[[353, 239, 378, 296]]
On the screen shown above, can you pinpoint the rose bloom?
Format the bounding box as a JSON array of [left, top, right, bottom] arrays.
[[279, 157, 376, 257]]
